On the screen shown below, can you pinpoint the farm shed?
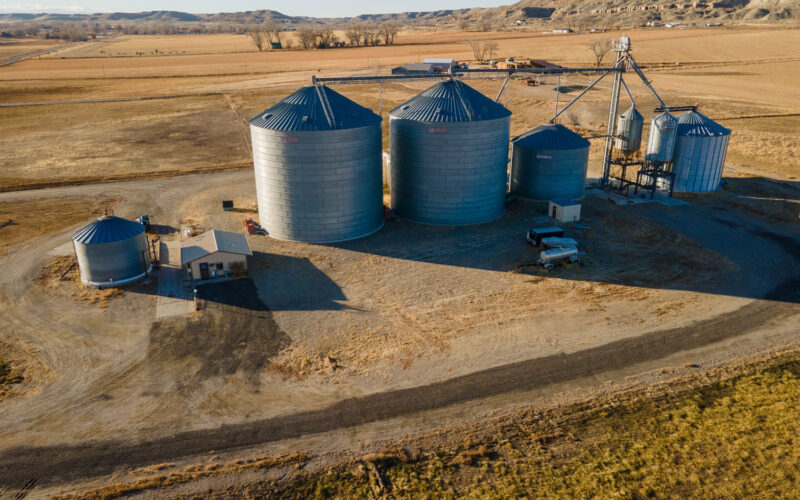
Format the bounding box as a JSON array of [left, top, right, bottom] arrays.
[[181, 230, 252, 281]]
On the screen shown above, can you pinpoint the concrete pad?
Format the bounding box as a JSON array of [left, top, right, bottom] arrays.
[[156, 241, 194, 319]]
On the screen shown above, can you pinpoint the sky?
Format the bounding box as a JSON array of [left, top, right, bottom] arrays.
[[0, 0, 510, 17]]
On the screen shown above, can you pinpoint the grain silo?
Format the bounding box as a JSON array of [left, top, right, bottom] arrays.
[[671, 110, 731, 193], [250, 85, 383, 243], [510, 123, 590, 201], [389, 79, 511, 226], [645, 111, 678, 163], [72, 216, 151, 288], [614, 106, 644, 156]]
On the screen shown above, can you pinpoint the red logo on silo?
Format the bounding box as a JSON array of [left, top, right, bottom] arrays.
[[428, 128, 447, 133], [282, 137, 300, 143]]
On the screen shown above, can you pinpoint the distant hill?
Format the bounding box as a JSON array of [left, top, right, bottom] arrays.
[[0, 0, 797, 27]]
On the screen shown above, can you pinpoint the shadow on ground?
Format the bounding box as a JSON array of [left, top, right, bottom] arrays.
[[328, 177, 800, 304]]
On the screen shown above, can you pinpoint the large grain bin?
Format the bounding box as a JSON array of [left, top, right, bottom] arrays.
[[510, 123, 590, 201], [614, 106, 644, 156], [645, 111, 678, 163], [671, 110, 731, 193], [250, 85, 383, 243], [72, 216, 151, 288], [389, 80, 511, 226]]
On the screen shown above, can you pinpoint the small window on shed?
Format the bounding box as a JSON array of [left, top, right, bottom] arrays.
[[216, 263, 223, 270]]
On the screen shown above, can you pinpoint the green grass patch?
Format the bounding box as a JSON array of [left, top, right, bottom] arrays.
[[260, 357, 800, 498]]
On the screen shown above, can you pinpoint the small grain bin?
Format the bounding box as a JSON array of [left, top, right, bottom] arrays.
[[250, 85, 383, 243], [614, 106, 644, 156], [671, 110, 731, 193], [645, 111, 678, 163], [389, 79, 511, 226], [510, 123, 590, 201], [72, 216, 151, 288]]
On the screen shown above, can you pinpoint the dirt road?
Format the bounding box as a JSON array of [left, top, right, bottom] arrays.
[[0, 171, 798, 492]]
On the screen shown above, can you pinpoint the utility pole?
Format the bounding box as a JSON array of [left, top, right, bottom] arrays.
[[601, 36, 630, 186]]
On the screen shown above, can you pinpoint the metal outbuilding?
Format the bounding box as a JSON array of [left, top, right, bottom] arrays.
[[645, 111, 678, 163], [250, 85, 384, 243], [671, 110, 731, 192], [72, 215, 151, 288], [182, 229, 252, 280], [389, 79, 511, 226], [510, 123, 590, 201]]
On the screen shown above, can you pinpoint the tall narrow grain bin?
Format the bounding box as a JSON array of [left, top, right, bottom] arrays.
[[389, 80, 511, 226], [645, 111, 678, 163], [671, 110, 731, 193], [72, 216, 151, 288], [510, 123, 590, 201], [250, 85, 383, 243], [614, 106, 644, 156]]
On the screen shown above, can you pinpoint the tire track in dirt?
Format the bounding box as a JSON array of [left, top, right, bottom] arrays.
[[0, 279, 798, 487]]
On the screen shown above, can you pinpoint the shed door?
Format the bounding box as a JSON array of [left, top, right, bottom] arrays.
[[199, 262, 209, 280]]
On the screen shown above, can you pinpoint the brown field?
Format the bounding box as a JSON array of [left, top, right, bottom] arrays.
[[0, 38, 63, 60], [1, 27, 800, 498], [1, 27, 799, 187]]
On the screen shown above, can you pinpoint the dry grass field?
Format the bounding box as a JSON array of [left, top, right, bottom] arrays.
[[1, 26, 800, 498], [1, 27, 799, 189]]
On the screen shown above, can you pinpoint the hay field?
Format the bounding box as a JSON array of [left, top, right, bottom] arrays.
[[0, 38, 62, 60], [1, 27, 799, 189]]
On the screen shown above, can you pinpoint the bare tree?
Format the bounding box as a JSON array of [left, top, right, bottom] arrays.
[[469, 39, 487, 61], [588, 37, 611, 67], [344, 24, 362, 46], [247, 26, 266, 52], [316, 28, 334, 48], [484, 41, 498, 60], [263, 16, 283, 47], [362, 24, 380, 46], [297, 28, 316, 49], [458, 18, 470, 31], [478, 20, 492, 32], [379, 21, 400, 45]]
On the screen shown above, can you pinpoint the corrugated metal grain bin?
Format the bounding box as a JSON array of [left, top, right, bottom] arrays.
[[645, 111, 678, 163], [615, 106, 644, 156], [250, 85, 383, 243], [72, 216, 151, 287], [389, 80, 511, 226], [671, 110, 731, 193], [510, 123, 590, 201]]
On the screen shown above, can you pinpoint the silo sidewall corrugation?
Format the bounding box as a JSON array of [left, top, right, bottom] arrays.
[[251, 124, 383, 243], [510, 143, 589, 201], [74, 233, 151, 286], [389, 117, 510, 226], [672, 134, 729, 192]]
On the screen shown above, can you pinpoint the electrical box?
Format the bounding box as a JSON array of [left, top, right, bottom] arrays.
[[548, 199, 581, 223]]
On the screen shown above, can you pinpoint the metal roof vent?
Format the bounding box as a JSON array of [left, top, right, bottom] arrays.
[[262, 113, 272, 120], [402, 105, 410, 110], [302, 116, 309, 123]]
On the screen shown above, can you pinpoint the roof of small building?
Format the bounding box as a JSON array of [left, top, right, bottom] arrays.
[[393, 63, 434, 72], [181, 229, 252, 265], [72, 215, 144, 245], [249, 85, 381, 132], [389, 79, 511, 123], [423, 58, 456, 64]]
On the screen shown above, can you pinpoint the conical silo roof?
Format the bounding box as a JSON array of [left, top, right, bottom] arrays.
[[389, 79, 511, 122], [250, 85, 381, 131], [620, 105, 643, 121], [72, 216, 145, 244], [676, 110, 731, 137], [513, 123, 590, 150]]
